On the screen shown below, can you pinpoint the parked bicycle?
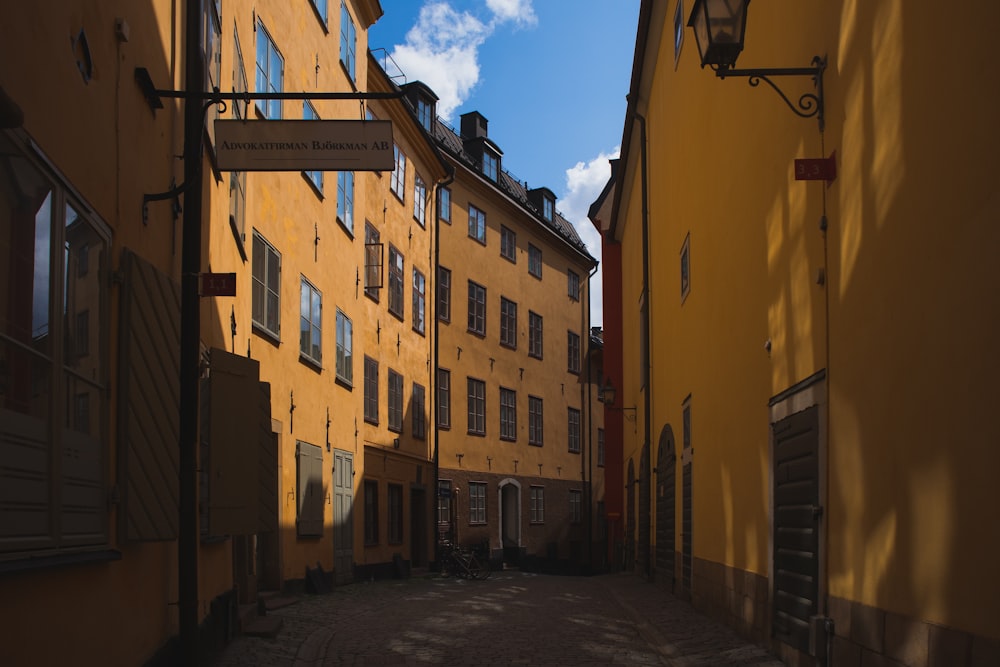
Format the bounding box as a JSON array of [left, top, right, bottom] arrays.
[[439, 540, 492, 580]]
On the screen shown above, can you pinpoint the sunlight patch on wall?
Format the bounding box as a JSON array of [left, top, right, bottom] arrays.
[[838, 72, 866, 298], [827, 384, 865, 598], [908, 461, 954, 621], [871, 0, 905, 228], [838, 0, 859, 72], [721, 465, 734, 565]]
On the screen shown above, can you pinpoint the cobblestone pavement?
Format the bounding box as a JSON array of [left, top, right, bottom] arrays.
[[205, 572, 784, 667]]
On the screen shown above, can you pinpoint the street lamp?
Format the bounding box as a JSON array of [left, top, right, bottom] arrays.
[[599, 378, 637, 424], [688, 0, 826, 130]]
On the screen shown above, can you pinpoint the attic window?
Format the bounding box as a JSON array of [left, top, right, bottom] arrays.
[[416, 97, 433, 131], [543, 196, 554, 222], [483, 149, 499, 181]]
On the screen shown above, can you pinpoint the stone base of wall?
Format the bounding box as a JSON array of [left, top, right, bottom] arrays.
[[827, 596, 1000, 667], [692, 556, 771, 645]]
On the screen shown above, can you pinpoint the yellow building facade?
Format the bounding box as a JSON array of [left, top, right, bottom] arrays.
[[605, 1, 1000, 665]]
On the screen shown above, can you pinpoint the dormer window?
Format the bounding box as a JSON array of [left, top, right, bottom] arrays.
[[416, 97, 432, 131], [483, 149, 499, 181], [543, 196, 554, 222]]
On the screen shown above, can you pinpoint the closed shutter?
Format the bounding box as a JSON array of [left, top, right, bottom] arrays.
[[117, 249, 180, 541], [296, 441, 323, 537]]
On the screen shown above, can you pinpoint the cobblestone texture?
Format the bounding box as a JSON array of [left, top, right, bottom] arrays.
[[205, 572, 785, 666]]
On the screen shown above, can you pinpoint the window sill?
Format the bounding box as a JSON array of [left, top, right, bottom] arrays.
[[299, 353, 323, 373], [0, 548, 121, 575], [528, 442, 543, 448], [466, 329, 486, 339], [252, 322, 281, 347], [467, 431, 486, 438], [336, 215, 354, 239], [335, 375, 353, 390], [301, 171, 325, 200]]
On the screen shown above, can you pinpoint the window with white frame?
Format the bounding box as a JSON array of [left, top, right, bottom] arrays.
[[568, 330, 581, 374], [412, 267, 426, 334], [388, 369, 403, 432], [500, 225, 516, 262], [500, 297, 517, 348], [468, 204, 486, 244], [467, 377, 486, 435], [388, 245, 404, 319], [437, 368, 451, 428], [528, 243, 542, 278], [469, 482, 487, 524], [569, 490, 582, 524], [300, 278, 322, 365], [339, 1, 357, 82], [528, 396, 543, 446], [500, 387, 517, 441], [413, 174, 427, 227], [482, 150, 498, 181], [303, 101, 324, 193], [364, 356, 378, 424], [390, 144, 407, 201], [252, 231, 281, 339], [529, 311, 543, 359], [336, 308, 352, 384], [568, 269, 580, 300], [568, 407, 581, 453], [438, 186, 451, 223], [364, 223, 382, 300], [337, 171, 354, 234], [530, 486, 545, 523], [310, 0, 328, 25], [416, 96, 433, 131], [467, 280, 486, 336], [255, 20, 283, 119], [437, 480, 452, 526], [543, 196, 554, 222]]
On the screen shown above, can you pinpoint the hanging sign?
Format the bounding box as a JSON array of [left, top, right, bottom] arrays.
[[214, 119, 394, 172], [200, 272, 237, 297], [794, 151, 837, 183]]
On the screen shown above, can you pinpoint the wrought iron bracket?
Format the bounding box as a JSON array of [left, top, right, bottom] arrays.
[[715, 56, 826, 131]]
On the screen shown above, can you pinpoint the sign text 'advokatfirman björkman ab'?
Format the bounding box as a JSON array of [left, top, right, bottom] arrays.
[[214, 119, 394, 172]]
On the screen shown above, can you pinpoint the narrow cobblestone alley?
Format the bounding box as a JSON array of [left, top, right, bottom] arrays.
[[206, 572, 784, 667]]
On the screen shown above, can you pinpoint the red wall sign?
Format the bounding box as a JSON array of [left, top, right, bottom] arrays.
[[795, 151, 837, 183], [200, 272, 237, 297]]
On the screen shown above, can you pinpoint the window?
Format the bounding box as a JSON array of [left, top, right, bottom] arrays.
[[413, 175, 427, 227], [569, 490, 582, 524], [0, 134, 112, 556], [337, 171, 354, 233], [388, 484, 403, 544], [674, 0, 685, 65], [500, 297, 517, 348], [568, 408, 581, 453], [467, 378, 486, 435], [438, 187, 451, 223], [299, 278, 322, 365], [469, 482, 487, 524], [388, 369, 403, 433], [468, 204, 486, 244], [681, 233, 691, 301], [416, 97, 433, 131], [303, 101, 323, 193], [296, 441, 324, 537], [229, 28, 248, 249], [437, 480, 452, 526], [311, 0, 328, 25], [500, 388, 517, 441], [203, 0, 222, 145], [252, 231, 281, 339], [412, 268, 426, 334], [568, 331, 581, 374], [529, 396, 544, 446], [388, 245, 404, 319], [500, 225, 516, 262], [255, 20, 283, 119], [364, 480, 379, 545], [364, 356, 379, 424], [597, 428, 605, 467], [336, 308, 352, 384], [529, 311, 543, 359], [437, 368, 451, 428], [482, 150, 498, 181], [437, 266, 451, 322], [543, 196, 554, 222], [412, 383, 426, 440], [339, 1, 357, 82], [364, 223, 382, 300], [467, 281, 486, 335], [530, 486, 545, 523], [390, 143, 407, 201], [74, 310, 90, 357], [568, 269, 580, 300], [528, 244, 542, 278], [683, 397, 692, 450]]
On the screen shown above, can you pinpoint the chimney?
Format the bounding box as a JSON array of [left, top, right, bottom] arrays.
[[460, 111, 489, 139]]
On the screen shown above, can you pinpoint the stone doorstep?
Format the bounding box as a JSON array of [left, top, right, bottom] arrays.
[[260, 589, 300, 611], [242, 614, 284, 638]]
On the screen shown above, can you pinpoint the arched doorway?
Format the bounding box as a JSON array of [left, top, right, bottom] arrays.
[[625, 459, 636, 571], [655, 424, 676, 592], [498, 479, 522, 565]]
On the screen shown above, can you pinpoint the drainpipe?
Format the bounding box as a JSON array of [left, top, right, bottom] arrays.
[[632, 105, 653, 580], [584, 262, 599, 571]]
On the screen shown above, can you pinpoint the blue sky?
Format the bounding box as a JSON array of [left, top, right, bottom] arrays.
[[369, 0, 642, 326]]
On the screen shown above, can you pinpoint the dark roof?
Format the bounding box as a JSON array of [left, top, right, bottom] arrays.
[[433, 118, 593, 260]]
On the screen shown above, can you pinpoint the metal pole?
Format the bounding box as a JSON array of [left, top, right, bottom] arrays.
[[179, 0, 203, 661]]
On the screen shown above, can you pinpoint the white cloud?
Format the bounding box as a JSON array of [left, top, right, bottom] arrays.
[[559, 148, 621, 328], [387, 1, 537, 120]]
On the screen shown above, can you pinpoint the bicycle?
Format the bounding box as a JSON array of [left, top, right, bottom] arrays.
[[439, 540, 492, 580]]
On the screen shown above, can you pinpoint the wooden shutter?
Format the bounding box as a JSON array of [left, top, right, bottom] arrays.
[[296, 441, 324, 537]]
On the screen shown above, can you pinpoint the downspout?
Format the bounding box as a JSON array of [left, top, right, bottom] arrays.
[[584, 261, 598, 571], [633, 106, 652, 580], [432, 166, 454, 570]]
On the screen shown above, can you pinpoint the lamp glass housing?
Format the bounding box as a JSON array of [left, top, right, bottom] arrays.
[[600, 381, 616, 406], [688, 0, 750, 69]]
